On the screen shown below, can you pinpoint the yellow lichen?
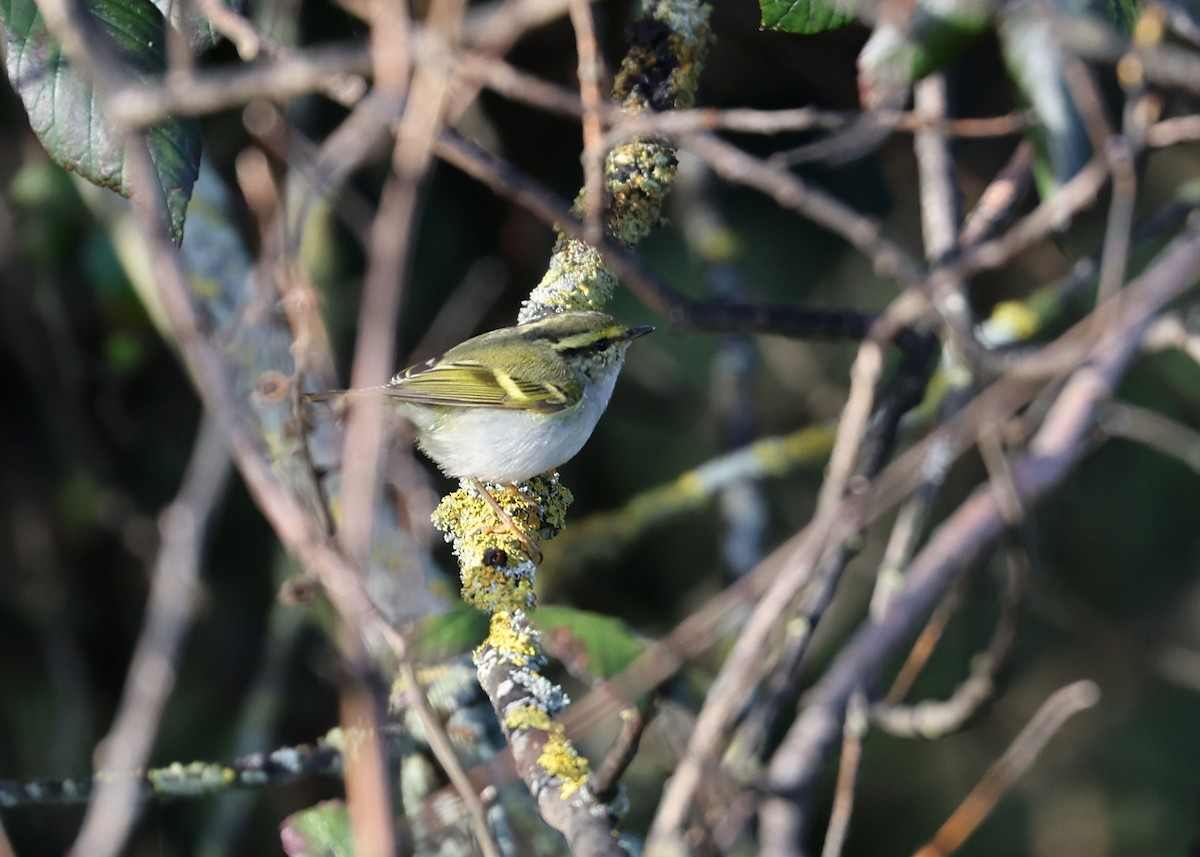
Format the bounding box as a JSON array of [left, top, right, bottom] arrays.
[[483, 612, 540, 666], [537, 731, 592, 799], [431, 476, 573, 614], [504, 704, 554, 732], [502, 707, 593, 798]]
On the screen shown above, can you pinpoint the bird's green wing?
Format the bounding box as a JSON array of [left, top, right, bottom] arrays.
[[385, 360, 581, 413]]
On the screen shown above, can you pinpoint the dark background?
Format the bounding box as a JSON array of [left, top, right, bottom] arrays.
[[1, 0, 1199, 854]]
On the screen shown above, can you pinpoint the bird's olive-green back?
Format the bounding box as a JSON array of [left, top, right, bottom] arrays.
[[383, 311, 635, 414]]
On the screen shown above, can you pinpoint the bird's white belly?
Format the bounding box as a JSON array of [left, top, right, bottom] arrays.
[[414, 364, 620, 483]]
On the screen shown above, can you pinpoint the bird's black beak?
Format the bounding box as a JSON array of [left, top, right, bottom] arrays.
[[623, 325, 655, 342]]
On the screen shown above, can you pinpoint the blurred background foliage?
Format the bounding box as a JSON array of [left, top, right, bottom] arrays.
[[1, 0, 1200, 855]]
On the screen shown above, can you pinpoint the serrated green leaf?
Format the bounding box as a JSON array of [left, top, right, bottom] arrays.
[[280, 800, 353, 857], [761, 0, 855, 34], [534, 605, 646, 682], [1, 0, 201, 243]]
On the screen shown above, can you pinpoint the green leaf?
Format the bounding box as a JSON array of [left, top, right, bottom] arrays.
[[999, 4, 1092, 194], [534, 605, 647, 682], [858, 0, 992, 102], [146, 0, 246, 51], [1106, 0, 1137, 33], [761, 0, 855, 34], [1, 0, 201, 243], [280, 800, 353, 857], [409, 603, 489, 663]]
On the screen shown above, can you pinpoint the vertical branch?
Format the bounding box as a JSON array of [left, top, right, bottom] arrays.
[[334, 4, 468, 854], [430, 2, 714, 851], [805, 73, 966, 856], [68, 417, 230, 857], [569, 0, 607, 247]]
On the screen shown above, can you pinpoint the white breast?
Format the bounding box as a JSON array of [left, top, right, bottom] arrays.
[[412, 360, 624, 483]]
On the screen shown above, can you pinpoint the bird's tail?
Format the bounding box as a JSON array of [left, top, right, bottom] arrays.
[[302, 386, 395, 404], [300, 389, 347, 404]]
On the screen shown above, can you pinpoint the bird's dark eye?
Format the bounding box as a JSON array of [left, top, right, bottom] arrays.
[[591, 338, 610, 351]]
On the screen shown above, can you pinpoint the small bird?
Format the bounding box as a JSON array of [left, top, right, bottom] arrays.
[[306, 310, 652, 554]]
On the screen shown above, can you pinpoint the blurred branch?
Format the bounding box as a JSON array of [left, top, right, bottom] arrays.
[[69, 416, 230, 857], [683, 133, 927, 294], [873, 546, 1029, 737], [949, 155, 1111, 280], [799, 78, 964, 857], [646, 294, 932, 853], [959, 142, 1033, 250], [912, 680, 1101, 857], [437, 129, 929, 348], [758, 218, 1200, 850], [1143, 312, 1200, 365], [709, 325, 938, 849], [543, 426, 834, 592], [590, 704, 655, 804], [1100, 402, 1200, 475], [819, 695, 867, 857], [0, 737, 349, 806], [107, 42, 372, 127], [22, 5, 444, 857], [1051, 11, 1200, 93]]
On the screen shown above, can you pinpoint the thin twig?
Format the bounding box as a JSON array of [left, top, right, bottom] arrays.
[[591, 703, 656, 803], [684, 133, 927, 293], [758, 221, 1200, 850], [950, 156, 1111, 280], [912, 680, 1100, 857], [107, 43, 374, 128], [435, 128, 926, 343], [1094, 136, 1137, 309], [68, 417, 230, 857], [1100, 402, 1200, 475], [819, 694, 867, 857], [397, 661, 502, 857], [645, 291, 927, 850], [959, 142, 1034, 251], [569, 0, 606, 246], [873, 546, 1030, 737]]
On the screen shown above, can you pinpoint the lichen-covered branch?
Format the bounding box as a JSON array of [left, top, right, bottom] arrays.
[[0, 740, 347, 808], [429, 1, 713, 851]]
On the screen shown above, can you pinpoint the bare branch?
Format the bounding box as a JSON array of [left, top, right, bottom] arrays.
[[69, 417, 230, 857], [912, 680, 1100, 857], [758, 220, 1200, 850]]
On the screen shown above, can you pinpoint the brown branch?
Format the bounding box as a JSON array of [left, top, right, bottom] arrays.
[[757, 219, 1200, 851], [645, 291, 928, 851], [818, 695, 868, 857], [873, 546, 1030, 737], [912, 680, 1100, 857], [569, 0, 606, 247], [69, 417, 230, 857]]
